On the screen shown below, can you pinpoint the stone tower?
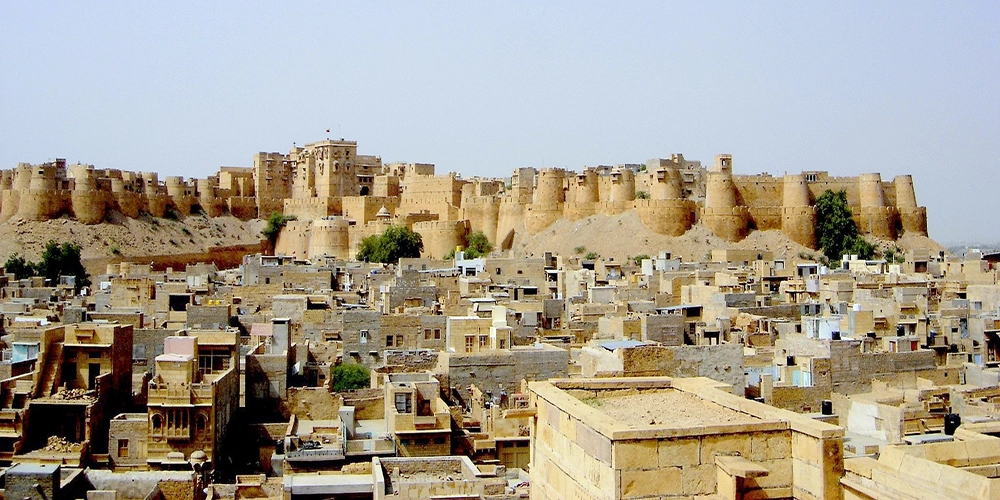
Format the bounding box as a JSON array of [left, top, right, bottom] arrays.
[[893, 175, 928, 236], [703, 155, 749, 242], [857, 173, 896, 240], [307, 217, 352, 260], [525, 168, 566, 234], [69, 165, 108, 224], [780, 174, 817, 248], [636, 165, 696, 237]]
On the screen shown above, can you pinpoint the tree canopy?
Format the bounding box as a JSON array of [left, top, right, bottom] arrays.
[[446, 230, 493, 259], [331, 363, 371, 392], [815, 190, 874, 264], [261, 211, 296, 246], [3, 253, 35, 280], [356, 225, 423, 264], [4, 241, 91, 289]]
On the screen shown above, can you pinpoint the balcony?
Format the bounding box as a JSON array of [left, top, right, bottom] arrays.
[[147, 382, 212, 405]]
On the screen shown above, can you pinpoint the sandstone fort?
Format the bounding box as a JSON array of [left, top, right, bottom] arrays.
[[2, 138, 926, 260]]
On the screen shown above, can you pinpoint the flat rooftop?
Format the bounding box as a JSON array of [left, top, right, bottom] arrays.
[[577, 388, 759, 428], [532, 377, 844, 441]]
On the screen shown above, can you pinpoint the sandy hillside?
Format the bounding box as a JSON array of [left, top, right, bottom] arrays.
[[0, 212, 267, 274], [511, 211, 946, 263], [0, 208, 947, 276], [511, 211, 814, 262]]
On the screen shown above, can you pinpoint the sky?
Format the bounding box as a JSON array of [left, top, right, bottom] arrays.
[[1, 2, 997, 244]]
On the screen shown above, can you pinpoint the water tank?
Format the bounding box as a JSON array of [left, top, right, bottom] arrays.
[[944, 413, 961, 436], [821, 400, 833, 416]]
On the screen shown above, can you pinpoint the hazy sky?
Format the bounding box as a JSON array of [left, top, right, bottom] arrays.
[[1, 2, 997, 244]]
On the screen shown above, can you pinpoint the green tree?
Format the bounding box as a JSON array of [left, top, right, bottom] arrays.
[[261, 212, 296, 246], [356, 225, 424, 263], [462, 231, 493, 259], [815, 190, 874, 263], [3, 253, 36, 280], [35, 241, 91, 289], [445, 231, 493, 259], [632, 254, 651, 266], [331, 363, 371, 392]]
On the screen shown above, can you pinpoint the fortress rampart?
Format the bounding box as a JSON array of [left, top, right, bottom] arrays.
[[6, 143, 928, 259]]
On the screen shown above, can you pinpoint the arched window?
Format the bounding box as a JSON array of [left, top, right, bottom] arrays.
[[151, 414, 162, 433], [196, 413, 208, 434]]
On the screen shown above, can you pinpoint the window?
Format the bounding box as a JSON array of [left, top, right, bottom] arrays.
[[434, 329, 441, 340], [424, 329, 431, 340], [386, 335, 394, 347], [395, 393, 412, 413], [479, 335, 488, 348], [396, 335, 402, 348], [360, 330, 368, 344], [465, 336, 475, 353], [151, 414, 162, 434], [196, 413, 208, 434], [498, 339, 506, 350], [117, 439, 129, 457]]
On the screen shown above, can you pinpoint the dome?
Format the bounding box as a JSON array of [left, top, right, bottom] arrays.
[[376, 205, 391, 218]]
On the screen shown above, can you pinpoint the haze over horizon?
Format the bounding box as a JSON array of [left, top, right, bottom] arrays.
[[1, 2, 997, 245]]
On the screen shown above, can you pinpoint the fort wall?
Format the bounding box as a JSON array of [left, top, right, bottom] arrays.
[[635, 199, 696, 236], [460, 196, 500, 244], [1, 145, 929, 250], [414, 220, 469, 259], [307, 217, 352, 260]]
